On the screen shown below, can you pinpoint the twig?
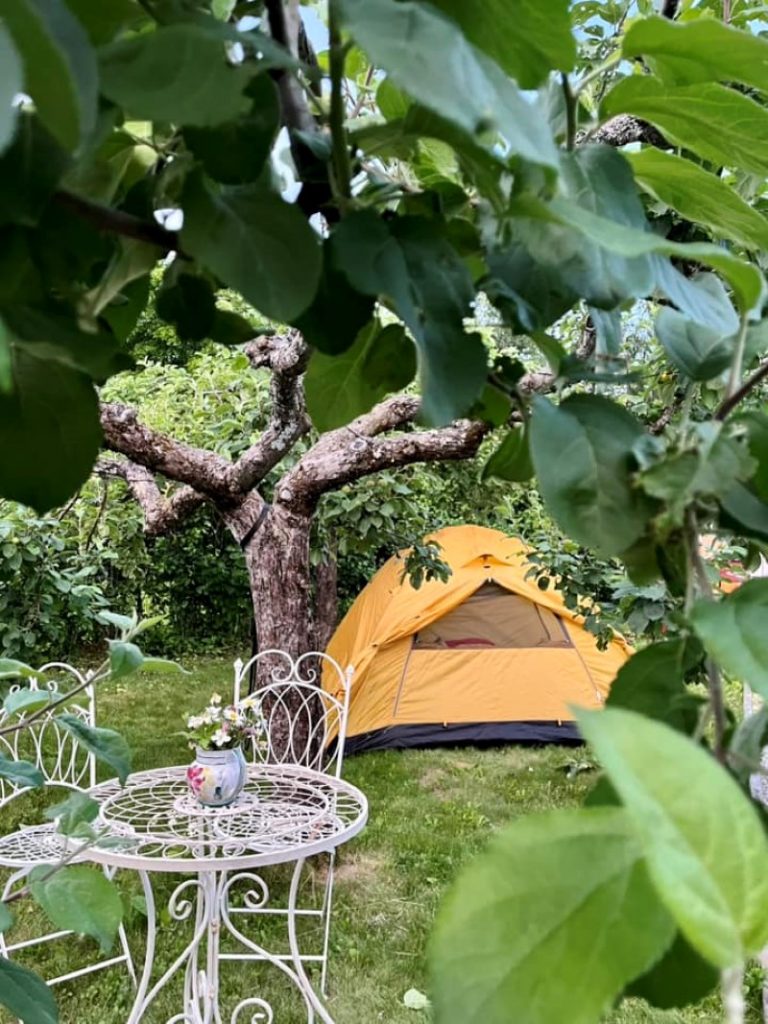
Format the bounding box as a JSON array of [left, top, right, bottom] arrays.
[[53, 191, 178, 252], [561, 74, 576, 151], [83, 479, 109, 553], [328, 0, 352, 203], [0, 659, 110, 738], [715, 358, 768, 421]]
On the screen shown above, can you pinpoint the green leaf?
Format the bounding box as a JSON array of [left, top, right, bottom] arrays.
[[208, 309, 254, 347], [627, 149, 768, 252], [0, 112, 70, 227], [4, 307, 133, 382], [527, 188, 766, 315], [652, 256, 741, 335], [690, 580, 768, 700], [305, 323, 416, 432], [30, 865, 122, 953], [430, 807, 674, 1024], [0, 957, 58, 1024], [0, 753, 44, 788], [95, 610, 135, 633], [80, 238, 159, 326], [529, 395, 654, 557], [424, 0, 575, 88], [0, 902, 13, 932], [292, 238, 375, 355], [44, 791, 99, 836], [655, 307, 732, 382], [720, 482, 768, 541], [622, 15, 768, 91], [331, 211, 487, 424], [0, 657, 38, 680], [99, 23, 257, 127], [607, 640, 698, 730], [730, 707, 768, 784], [482, 426, 533, 483], [141, 657, 190, 675], [109, 640, 144, 681], [602, 76, 768, 179], [180, 174, 322, 323], [339, 0, 559, 171], [56, 715, 131, 784], [626, 932, 718, 1009], [63, 0, 144, 45], [182, 75, 279, 184], [3, 686, 52, 717], [516, 145, 654, 311], [3, 0, 97, 150], [577, 707, 768, 967], [156, 270, 216, 343], [0, 24, 22, 153], [484, 242, 578, 333], [0, 349, 102, 512]]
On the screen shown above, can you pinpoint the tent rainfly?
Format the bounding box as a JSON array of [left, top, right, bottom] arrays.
[[324, 525, 631, 755]]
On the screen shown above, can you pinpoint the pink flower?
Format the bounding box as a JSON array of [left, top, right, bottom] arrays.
[[186, 764, 205, 794]]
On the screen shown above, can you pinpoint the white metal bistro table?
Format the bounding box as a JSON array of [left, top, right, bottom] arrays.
[[86, 764, 368, 1024]]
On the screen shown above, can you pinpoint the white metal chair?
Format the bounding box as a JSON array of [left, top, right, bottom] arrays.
[[0, 662, 136, 990], [227, 649, 353, 995]]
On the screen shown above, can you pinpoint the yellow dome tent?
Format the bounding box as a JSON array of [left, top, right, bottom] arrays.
[[325, 525, 631, 754]]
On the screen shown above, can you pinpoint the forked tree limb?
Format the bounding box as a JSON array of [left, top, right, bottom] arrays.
[[95, 459, 205, 535]]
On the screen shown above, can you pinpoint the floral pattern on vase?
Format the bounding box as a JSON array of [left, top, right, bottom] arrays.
[[186, 746, 247, 807]]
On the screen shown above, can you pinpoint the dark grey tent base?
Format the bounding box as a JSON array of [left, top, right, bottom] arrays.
[[345, 720, 583, 754]]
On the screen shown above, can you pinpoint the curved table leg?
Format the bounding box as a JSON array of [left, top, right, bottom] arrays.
[[126, 871, 157, 1024], [287, 859, 335, 1024]]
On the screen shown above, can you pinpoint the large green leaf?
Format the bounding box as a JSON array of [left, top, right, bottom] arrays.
[[482, 426, 533, 483], [622, 15, 768, 91], [0, 113, 70, 227], [3, 307, 133, 382], [690, 580, 768, 700], [63, 0, 144, 45], [44, 791, 99, 836], [30, 865, 122, 953], [652, 256, 741, 335], [3, 686, 52, 716], [339, 0, 559, 171], [332, 211, 487, 424], [0, 657, 38, 680], [602, 76, 768, 179], [293, 238, 374, 355], [484, 242, 578, 332], [0, 957, 58, 1024], [578, 707, 768, 967], [305, 323, 416, 432], [99, 23, 257, 127], [655, 306, 733, 382], [0, 753, 44, 789], [607, 640, 696, 730], [424, 0, 574, 88], [626, 932, 718, 1010], [627, 149, 768, 252], [529, 395, 654, 557], [720, 482, 768, 541], [0, 24, 21, 154], [519, 189, 766, 315], [0, 349, 102, 512], [3, 0, 97, 150], [430, 807, 674, 1024], [740, 411, 768, 502], [182, 76, 279, 184], [516, 145, 654, 310], [108, 639, 144, 681], [56, 715, 131, 784], [180, 174, 322, 323]]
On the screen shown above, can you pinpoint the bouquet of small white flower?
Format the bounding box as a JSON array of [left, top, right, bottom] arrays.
[[185, 692, 267, 751]]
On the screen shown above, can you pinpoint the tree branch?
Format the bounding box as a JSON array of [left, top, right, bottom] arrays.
[[582, 114, 669, 149], [100, 403, 236, 500], [230, 330, 311, 490], [96, 458, 205, 536], [716, 358, 768, 420], [277, 415, 488, 514], [53, 190, 179, 252]]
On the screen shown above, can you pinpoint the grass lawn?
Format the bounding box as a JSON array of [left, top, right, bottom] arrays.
[[0, 656, 758, 1023]]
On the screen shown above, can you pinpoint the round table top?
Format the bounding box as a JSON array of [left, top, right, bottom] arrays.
[[84, 764, 368, 873]]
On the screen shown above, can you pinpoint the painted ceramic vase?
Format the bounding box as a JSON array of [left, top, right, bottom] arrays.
[[186, 746, 247, 807]]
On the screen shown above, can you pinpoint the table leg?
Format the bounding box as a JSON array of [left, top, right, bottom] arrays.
[[287, 859, 335, 1024], [126, 874, 213, 1024]]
